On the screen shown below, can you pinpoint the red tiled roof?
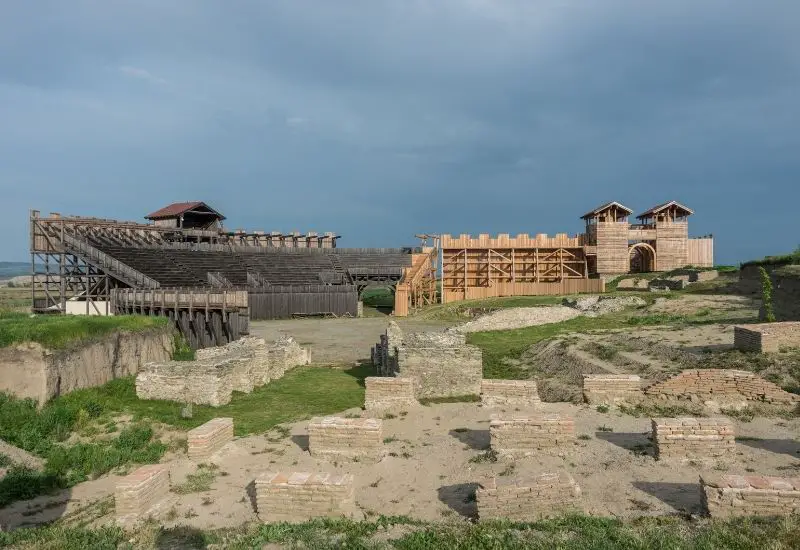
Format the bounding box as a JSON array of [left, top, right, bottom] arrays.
[[145, 201, 225, 220]]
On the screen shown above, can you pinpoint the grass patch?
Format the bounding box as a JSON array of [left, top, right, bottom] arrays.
[[0, 312, 168, 349], [171, 333, 195, 361], [0, 364, 367, 506], [418, 395, 480, 406], [2, 514, 800, 549], [172, 464, 218, 494]]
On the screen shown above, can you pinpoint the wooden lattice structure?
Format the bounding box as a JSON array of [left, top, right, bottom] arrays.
[[394, 247, 438, 316]]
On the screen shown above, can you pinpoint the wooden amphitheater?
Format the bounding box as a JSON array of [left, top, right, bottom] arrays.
[[437, 200, 713, 303], [29, 202, 435, 346]]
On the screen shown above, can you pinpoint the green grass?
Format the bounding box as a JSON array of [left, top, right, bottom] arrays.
[[0, 312, 169, 349], [2, 515, 798, 549], [361, 287, 396, 308], [741, 247, 800, 268], [467, 313, 632, 379], [172, 464, 219, 494], [0, 364, 368, 506], [0, 287, 31, 312]]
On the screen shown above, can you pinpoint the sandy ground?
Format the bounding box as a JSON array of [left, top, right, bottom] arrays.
[[456, 306, 582, 333], [248, 317, 453, 365], [4, 401, 798, 530]]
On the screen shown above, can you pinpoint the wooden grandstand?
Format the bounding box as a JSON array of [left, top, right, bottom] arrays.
[[29, 205, 423, 345]]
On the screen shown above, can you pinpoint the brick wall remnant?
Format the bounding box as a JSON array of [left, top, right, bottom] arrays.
[[255, 472, 355, 522], [364, 377, 417, 411], [651, 417, 735, 462], [115, 464, 171, 525], [701, 474, 800, 518], [188, 417, 234, 461], [268, 335, 311, 376], [490, 415, 576, 457], [582, 374, 643, 406], [308, 417, 383, 461], [372, 323, 482, 398], [396, 332, 482, 399], [733, 322, 800, 353], [477, 472, 582, 520], [481, 379, 541, 408], [645, 369, 799, 406], [136, 336, 310, 406]]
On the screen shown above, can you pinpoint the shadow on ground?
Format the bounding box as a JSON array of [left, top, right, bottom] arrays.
[[437, 483, 481, 519], [595, 431, 655, 457], [737, 438, 800, 458], [632, 481, 703, 515], [449, 429, 490, 450], [291, 434, 310, 452], [156, 525, 209, 549]]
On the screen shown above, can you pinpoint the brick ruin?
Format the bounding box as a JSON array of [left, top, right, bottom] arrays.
[[371, 322, 483, 399], [651, 417, 735, 462], [477, 472, 582, 521], [364, 377, 417, 411], [734, 322, 800, 353], [187, 418, 234, 461], [645, 369, 799, 407], [115, 464, 172, 525], [135, 336, 310, 406], [490, 414, 576, 457], [582, 374, 643, 406], [308, 417, 383, 461], [255, 472, 355, 522], [480, 379, 542, 408], [701, 474, 800, 518]]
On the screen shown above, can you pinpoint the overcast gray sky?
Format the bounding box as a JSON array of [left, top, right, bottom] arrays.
[[1, 1, 798, 263]]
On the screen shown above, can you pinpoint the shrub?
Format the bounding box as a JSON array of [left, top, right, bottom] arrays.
[[759, 266, 776, 322]]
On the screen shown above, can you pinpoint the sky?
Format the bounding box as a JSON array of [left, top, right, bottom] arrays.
[[1, 1, 798, 264]]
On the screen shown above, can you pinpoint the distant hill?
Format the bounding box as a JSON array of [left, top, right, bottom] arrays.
[[0, 262, 31, 280]]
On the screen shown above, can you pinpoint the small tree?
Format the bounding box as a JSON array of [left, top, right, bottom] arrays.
[[759, 266, 776, 322]]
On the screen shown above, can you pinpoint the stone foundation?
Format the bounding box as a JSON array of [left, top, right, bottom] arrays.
[[268, 336, 311, 376], [364, 377, 417, 411], [582, 374, 643, 406], [372, 323, 483, 398], [188, 418, 234, 461], [645, 369, 798, 406], [115, 464, 171, 525], [490, 415, 575, 457], [477, 472, 581, 520], [308, 417, 383, 461], [701, 474, 800, 518], [734, 322, 800, 353], [136, 336, 310, 406], [652, 417, 735, 462], [481, 380, 541, 408], [255, 472, 355, 522]]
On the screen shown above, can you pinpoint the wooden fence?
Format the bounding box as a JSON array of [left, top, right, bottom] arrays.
[[248, 285, 358, 319], [442, 279, 605, 303], [687, 237, 714, 267]]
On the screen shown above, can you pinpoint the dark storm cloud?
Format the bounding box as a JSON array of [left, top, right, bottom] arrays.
[[0, 1, 798, 261]]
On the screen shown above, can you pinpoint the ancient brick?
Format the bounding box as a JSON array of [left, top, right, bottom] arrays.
[[645, 369, 798, 406], [308, 417, 383, 461], [115, 464, 171, 525], [582, 374, 643, 406], [481, 379, 541, 408], [255, 471, 355, 522], [734, 323, 800, 353], [364, 377, 417, 411], [187, 417, 234, 461], [701, 474, 800, 517], [490, 415, 576, 457], [652, 417, 735, 462], [477, 472, 582, 520]]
